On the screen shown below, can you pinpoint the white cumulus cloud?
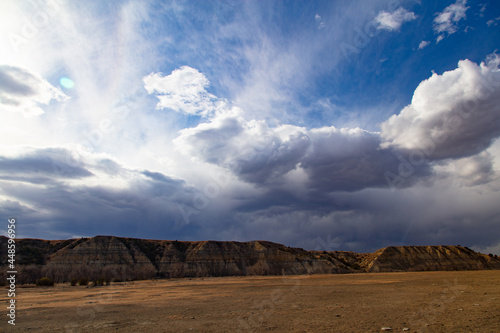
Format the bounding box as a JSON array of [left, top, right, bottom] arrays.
[[433, 0, 469, 42], [381, 55, 500, 160], [375, 7, 416, 31], [143, 66, 224, 117]]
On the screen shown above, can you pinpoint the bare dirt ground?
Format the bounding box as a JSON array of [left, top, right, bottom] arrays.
[[2, 270, 499, 332]]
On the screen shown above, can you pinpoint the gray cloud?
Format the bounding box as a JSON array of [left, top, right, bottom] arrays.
[[0, 66, 37, 96], [434, 151, 497, 187], [0, 147, 201, 240], [301, 127, 431, 192], [176, 113, 311, 184], [453, 152, 496, 186], [0, 148, 93, 182], [0, 65, 66, 116], [177, 114, 433, 192], [223, 183, 500, 253]]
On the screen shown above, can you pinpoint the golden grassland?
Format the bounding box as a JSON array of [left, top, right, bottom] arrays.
[[3, 270, 499, 332]]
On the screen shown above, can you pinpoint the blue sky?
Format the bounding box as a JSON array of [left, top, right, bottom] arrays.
[[1, 0, 500, 254]]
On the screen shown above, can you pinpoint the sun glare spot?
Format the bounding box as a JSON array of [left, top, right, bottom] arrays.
[[59, 77, 74, 89]]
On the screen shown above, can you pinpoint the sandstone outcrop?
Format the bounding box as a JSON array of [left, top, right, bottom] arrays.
[[0, 236, 499, 283], [364, 245, 500, 272]]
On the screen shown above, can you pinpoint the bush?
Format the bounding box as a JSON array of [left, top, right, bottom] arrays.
[[78, 277, 89, 286], [18, 265, 43, 285], [0, 269, 6, 286], [36, 277, 54, 286], [70, 278, 78, 286], [95, 277, 105, 286]]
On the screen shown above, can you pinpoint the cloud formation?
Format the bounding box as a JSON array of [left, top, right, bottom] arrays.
[[315, 14, 325, 29], [2, 1, 500, 255], [375, 7, 416, 31], [0, 65, 66, 116], [434, 0, 469, 42], [418, 40, 430, 49], [300, 127, 430, 192], [0, 147, 93, 183], [175, 109, 311, 184], [381, 56, 500, 160], [176, 108, 431, 192], [0, 146, 199, 239], [143, 66, 223, 117]]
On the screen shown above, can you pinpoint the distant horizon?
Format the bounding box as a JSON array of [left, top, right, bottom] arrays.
[[4, 234, 498, 255]]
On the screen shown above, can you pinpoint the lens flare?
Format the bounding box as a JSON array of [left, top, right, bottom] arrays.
[[59, 77, 74, 89]]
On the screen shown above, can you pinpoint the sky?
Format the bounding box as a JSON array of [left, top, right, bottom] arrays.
[[1, 0, 500, 254]]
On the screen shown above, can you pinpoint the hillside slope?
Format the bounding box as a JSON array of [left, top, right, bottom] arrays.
[[1, 236, 499, 282], [364, 245, 500, 272]]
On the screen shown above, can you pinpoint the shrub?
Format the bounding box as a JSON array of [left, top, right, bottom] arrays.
[[36, 277, 54, 286], [70, 278, 78, 286], [78, 277, 89, 286], [95, 277, 105, 286], [0, 269, 7, 286], [18, 265, 43, 285]]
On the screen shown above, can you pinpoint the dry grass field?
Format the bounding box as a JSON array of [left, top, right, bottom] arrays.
[[3, 270, 499, 332]]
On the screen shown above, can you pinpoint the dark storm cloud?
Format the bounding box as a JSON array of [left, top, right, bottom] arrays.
[[0, 147, 202, 240], [0, 148, 93, 180], [221, 183, 500, 253], [300, 127, 432, 192], [6, 181, 196, 240], [178, 114, 433, 193]]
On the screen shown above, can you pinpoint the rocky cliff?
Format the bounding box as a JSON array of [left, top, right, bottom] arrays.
[[363, 245, 500, 272], [0, 236, 499, 283]]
